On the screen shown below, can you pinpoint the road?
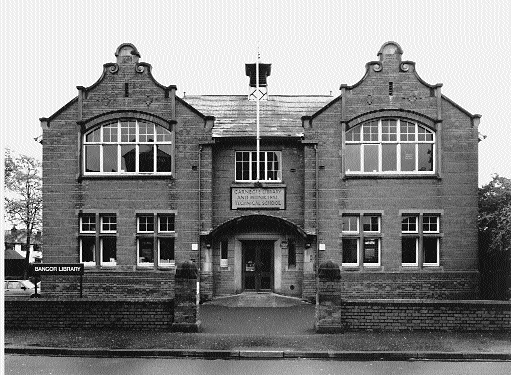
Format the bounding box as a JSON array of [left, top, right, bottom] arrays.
[[5, 355, 511, 375]]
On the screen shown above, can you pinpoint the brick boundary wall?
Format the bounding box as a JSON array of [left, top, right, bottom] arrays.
[[5, 300, 173, 330], [316, 299, 511, 333]]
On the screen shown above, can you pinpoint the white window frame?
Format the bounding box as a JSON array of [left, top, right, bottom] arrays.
[[345, 118, 435, 175], [100, 237, 117, 267], [80, 215, 96, 234], [79, 237, 96, 267], [83, 119, 173, 176], [342, 215, 359, 234], [158, 214, 175, 233], [100, 215, 117, 234], [138, 215, 155, 234], [137, 236, 155, 267], [423, 237, 440, 267], [401, 215, 418, 234], [401, 236, 419, 267], [341, 237, 360, 267], [423, 215, 440, 234], [158, 237, 175, 267], [362, 237, 381, 267], [362, 215, 380, 234], [235, 151, 282, 182]]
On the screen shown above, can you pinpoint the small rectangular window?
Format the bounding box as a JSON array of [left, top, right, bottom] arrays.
[[138, 238, 154, 266], [80, 237, 96, 266], [423, 215, 439, 233], [342, 215, 359, 233], [345, 144, 361, 172], [235, 151, 282, 182], [423, 237, 439, 266], [287, 239, 296, 268], [101, 237, 117, 266], [401, 216, 418, 233], [342, 238, 359, 266], [220, 240, 228, 268], [80, 214, 96, 233], [100, 215, 117, 233], [159, 238, 175, 266], [401, 237, 418, 266], [363, 238, 380, 265], [363, 215, 380, 232], [159, 214, 175, 232], [138, 215, 155, 233]]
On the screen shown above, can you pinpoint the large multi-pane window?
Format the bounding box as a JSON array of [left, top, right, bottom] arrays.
[[345, 119, 435, 174], [235, 151, 282, 182], [84, 120, 172, 175], [401, 214, 441, 267], [341, 214, 382, 267], [137, 213, 176, 267], [79, 213, 117, 267]]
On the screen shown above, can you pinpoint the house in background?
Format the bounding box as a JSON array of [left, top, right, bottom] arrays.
[[40, 42, 481, 301], [4, 227, 43, 277]]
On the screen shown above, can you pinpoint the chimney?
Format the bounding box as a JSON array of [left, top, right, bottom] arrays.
[[245, 62, 271, 101]]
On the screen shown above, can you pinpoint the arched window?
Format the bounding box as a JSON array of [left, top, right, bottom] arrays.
[[83, 119, 173, 175], [345, 119, 435, 174]]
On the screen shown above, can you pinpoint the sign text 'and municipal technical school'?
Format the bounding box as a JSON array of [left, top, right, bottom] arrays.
[[31, 263, 84, 275], [231, 187, 286, 209]]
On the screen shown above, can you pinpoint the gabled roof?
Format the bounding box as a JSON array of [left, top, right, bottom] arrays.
[[183, 95, 333, 138]]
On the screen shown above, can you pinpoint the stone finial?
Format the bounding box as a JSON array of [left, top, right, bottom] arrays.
[[377, 41, 403, 58], [115, 43, 141, 64]]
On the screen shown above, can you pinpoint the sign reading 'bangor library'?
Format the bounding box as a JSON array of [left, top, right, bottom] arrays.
[[232, 187, 285, 210], [30, 263, 84, 275]]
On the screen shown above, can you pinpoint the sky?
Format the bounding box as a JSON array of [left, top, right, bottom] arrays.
[[1, 0, 510, 186]]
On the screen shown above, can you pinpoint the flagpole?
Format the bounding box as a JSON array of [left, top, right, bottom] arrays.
[[256, 48, 260, 182]]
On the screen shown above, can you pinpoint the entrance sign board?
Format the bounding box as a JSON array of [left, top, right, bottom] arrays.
[[231, 187, 285, 210], [31, 263, 84, 275]]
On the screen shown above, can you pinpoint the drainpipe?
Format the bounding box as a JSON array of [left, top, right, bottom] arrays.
[[197, 145, 202, 304], [315, 144, 320, 306]]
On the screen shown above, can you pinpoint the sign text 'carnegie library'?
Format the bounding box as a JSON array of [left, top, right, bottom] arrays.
[[232, 187, 285, 210]]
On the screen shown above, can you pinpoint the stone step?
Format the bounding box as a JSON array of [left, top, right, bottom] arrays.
[[204, 292, 311, 308]]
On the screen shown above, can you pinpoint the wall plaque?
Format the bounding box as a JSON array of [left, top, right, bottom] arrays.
[[231, 187, 285, 210]]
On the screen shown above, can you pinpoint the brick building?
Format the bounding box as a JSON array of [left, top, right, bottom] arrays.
[[40, 42, 481, 301]]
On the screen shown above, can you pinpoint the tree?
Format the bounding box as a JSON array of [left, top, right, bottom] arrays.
[[478, 175, 511, 300], [4, 149, 42, 279]]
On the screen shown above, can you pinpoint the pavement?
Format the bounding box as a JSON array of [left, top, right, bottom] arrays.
[[5, 293, 511, 361]]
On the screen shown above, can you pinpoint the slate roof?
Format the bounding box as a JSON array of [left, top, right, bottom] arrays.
[[183, 95, 334, 138]]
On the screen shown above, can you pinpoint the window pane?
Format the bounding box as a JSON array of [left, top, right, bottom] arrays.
[[266, 152, 279, 181], [81, 215, 96, 232], [85, 128, 101, 143], [363, 238, 379, 264], [423, 237, 439, 264], [363, 216, 379, 232], [342, 216, 358, 232], [345, 144, 360, 172], [101, 237, 116, 263], [400, 121, 416, 141], [418, 144, 433, 171], [157, 145, 172, 172], [259, 152, 266, 180], [81, 238, 95, 263], [102, 123, 118, 142], [400, 143, 415, 171], [288, 239, 296, 267], [121, 121, 136, 142], [346, 126, 361, 142], [418, 126, 433, 142], [423, 215, 439, 232], [85, 145, 100, 172], [159, 238, 175, 264], [101, 215, 116, 232], [159, 215, 175, 232], [401, 237, 417, 264], [364, 144, 378, 172], [381, 119, 397, 142], [138, 216, 154, 232], [138, 238, 154, 264], [221, 241, 228, 260], [402, 216, 417, 232], [342, 238, 358, 264], [139, 145, 154, 172], [251, 151, 258, 180], [121, 145, 136, 172], [103, 145, 118, 172], [138, 122, 154, 142], [236, 152, 250, 180], [382, 144, 397, 171], [156, 125, 172, 142], [363, 121, 378, 141]]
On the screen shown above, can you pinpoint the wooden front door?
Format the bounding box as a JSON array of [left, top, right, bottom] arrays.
[[242, 240, 273, 292]]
